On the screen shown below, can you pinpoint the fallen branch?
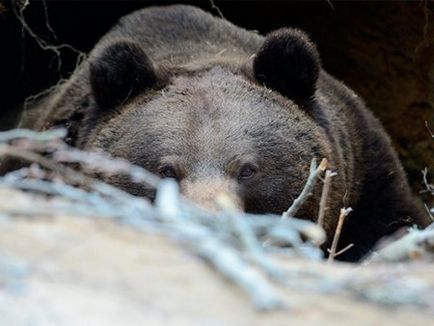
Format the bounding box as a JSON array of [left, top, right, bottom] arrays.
[[5, 129, 433, 312]]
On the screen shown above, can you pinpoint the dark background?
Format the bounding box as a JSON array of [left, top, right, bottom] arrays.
[[1, 0, 433, 195]]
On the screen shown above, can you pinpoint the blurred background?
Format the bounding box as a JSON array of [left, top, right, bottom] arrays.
[[1, 0, 433, 197]]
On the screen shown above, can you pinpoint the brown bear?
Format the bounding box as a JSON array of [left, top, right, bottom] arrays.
[[16, 5, 431, 261]]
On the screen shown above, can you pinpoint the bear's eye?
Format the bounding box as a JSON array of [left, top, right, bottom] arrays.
[[238, 164, 257, 180], [159, 165, 178, 180]]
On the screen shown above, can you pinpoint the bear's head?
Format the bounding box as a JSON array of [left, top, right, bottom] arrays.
[[84, 28, 332, 216]]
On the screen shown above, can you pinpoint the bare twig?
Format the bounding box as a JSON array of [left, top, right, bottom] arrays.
[[0, 144, 148, 206], [229, 213, 287, 281], [209, 0, 225, 19], [317, 170, 337, 228], [328, 207, 353, 262], [422, 121, 434, 218], [0, 128, 160, 189], [325, 0, 335, 11], [330, 243, 354, 258], [41, 0, 57, 40], [425, 121, 434, 139], [54, 148, 160, 188], [0, 128, 67, 143], [155, 180, 286, 310], [421, 168, 434, 195], [367, 226, 434, 263], [282, 158, 328, 219], [12, 0, 85, 74], [424, 203, 434, 221]]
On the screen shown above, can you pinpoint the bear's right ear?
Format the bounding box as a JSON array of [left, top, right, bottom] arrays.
[[251, 28, 320, 104], [89, 41, 162, 110]]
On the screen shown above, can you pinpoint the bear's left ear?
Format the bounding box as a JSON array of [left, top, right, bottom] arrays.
[[89, 40, 164, 110], [252, 28, 320, 103]]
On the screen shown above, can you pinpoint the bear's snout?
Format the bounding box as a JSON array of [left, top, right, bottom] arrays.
[[181, 178, 243, 212]]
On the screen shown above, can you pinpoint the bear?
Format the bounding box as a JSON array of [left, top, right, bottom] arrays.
[[12, 4, 431, 261]]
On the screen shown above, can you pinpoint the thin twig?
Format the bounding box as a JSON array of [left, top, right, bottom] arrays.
[[421, 168, 434, 195], [0, 144, 147, 205], [330, 243, 354, 258], [326, 0, 335, 10], [424, 203, 434, 222], [282, 158, 328, 219], [12, 0, 85, 75], [54, 148, 160, 188], [425, 121, 434, 139], [317, 170, 336, 228], [185, 228, 286, 310], [0, 128, 67, 143], [209, 0, 225, 19], [328, 207, 353, 263]]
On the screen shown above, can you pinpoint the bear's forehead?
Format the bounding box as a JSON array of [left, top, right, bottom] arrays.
[[137, 67, 302, 121], [94, 66, 322, 170], [107, 66, 318, 151]]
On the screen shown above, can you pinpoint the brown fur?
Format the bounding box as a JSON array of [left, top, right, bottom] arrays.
[[16, 5, 431, 261]]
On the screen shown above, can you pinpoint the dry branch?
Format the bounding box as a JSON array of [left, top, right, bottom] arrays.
[[328, 207, 353, 262], [317, 169, 336, 228], [367, 225, 434, 263], [0, 128, 326, 310], [2, 129, 434, 314], [282, 158, 327, 219]]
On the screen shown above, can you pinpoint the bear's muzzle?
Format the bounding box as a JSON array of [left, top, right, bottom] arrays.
[[181, 178, 243, 212]]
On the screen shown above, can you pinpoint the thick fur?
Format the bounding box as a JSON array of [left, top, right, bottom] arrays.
[[89, 41, 161, 109], [16, 5, 431, 261], [253, 28, 320, 103]]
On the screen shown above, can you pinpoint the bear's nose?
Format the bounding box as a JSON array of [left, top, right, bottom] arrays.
[[181, 178, 243, 212]]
